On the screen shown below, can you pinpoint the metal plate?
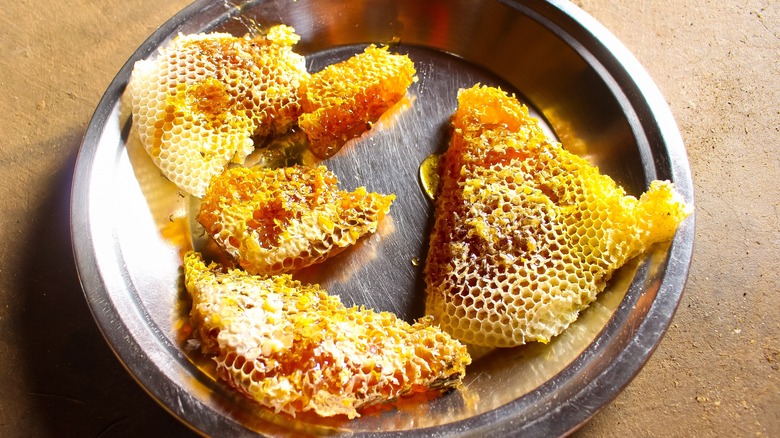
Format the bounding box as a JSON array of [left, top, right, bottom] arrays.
[[71, 0, 695, 436]]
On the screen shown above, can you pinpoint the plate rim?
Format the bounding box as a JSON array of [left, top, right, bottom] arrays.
[[70, 0, 695, 436]]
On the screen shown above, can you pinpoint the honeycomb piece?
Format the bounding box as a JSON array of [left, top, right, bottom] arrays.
[[127, 26, 309, 197], [425, 85, 692, 347], [298, 45, 417, 158], [184, 251, 471, 419], [197, 165, 395, 275]]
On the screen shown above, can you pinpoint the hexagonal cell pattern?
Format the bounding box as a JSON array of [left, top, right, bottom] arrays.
[[128, 26, 308, 197], [425, 85, 692, 348], [184, 252, 470, 418], [298, 45, 417, 159], [197, 165, 395, 275]]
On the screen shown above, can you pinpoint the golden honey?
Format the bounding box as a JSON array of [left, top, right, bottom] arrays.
[[425, 85, 692, 347], [184, 252, 470, 419], [419, 153, 442, 200]]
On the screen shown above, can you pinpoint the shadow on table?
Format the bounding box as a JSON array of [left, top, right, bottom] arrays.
[[16, 138, 196, 437]]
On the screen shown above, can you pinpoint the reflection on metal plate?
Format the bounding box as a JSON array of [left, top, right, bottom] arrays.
[[71, 0, 695, 436]]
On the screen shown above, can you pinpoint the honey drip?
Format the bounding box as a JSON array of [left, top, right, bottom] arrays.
[[419, 153, 441, 200]]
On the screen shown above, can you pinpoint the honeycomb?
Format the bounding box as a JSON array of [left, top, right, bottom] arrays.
[[184, 251, 471, 419], [298, 45, 417, 158], [197, 165, 395, 275], [127, 26, 309, 197], [425, 85, 692, 347]]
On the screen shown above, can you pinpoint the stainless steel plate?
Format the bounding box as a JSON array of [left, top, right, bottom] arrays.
[[71, 0, 695, 436]]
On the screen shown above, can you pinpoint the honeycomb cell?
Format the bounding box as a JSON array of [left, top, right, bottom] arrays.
[[184, 252, 471, 419], [197, 165, 395, 275], [127, 26, 309, 197], [298, 45, 417, 158], [425, 85, 692, 348]]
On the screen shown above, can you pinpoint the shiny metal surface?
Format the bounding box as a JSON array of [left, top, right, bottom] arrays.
[[71, 0, 695, 436]]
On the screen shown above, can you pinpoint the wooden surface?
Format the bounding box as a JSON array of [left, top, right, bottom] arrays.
[[0, 0, 777, 436]]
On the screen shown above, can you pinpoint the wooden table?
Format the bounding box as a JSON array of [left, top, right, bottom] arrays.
[[0, 0, 777, 436]]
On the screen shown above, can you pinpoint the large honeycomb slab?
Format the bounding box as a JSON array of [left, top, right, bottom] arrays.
[[197, 165, 395, 275], [298, 45, 417, 158], [127, 26, 308, 197], [425, 85, 692, 347], [184, 251, 471, 419]]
